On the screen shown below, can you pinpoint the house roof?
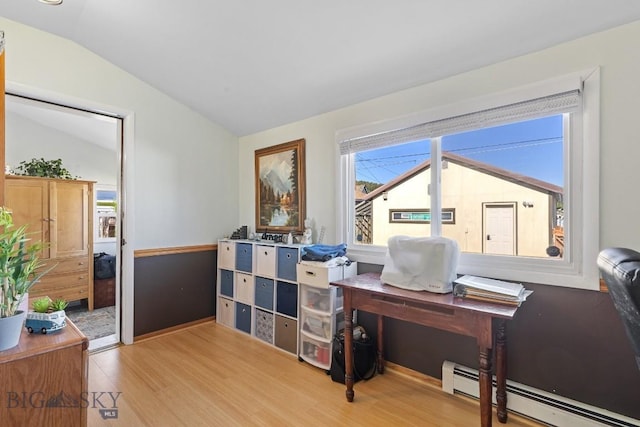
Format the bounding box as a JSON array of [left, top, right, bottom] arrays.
[[362, 151, 563, 202], [355, 184, 369, 201], [3, 2, 640, 136]]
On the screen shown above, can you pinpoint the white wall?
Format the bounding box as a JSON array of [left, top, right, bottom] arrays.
[[239, 20, 640, 252], [1, 17, 240, 249], [6, 111, 117, 185]]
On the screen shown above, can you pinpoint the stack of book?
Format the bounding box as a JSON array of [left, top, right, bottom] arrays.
[[453, 275, 532, 306]]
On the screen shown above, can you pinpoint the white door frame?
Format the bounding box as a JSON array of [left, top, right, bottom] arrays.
[[5, 82, 136, 345]]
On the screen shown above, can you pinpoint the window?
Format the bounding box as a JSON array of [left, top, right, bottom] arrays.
[[389, 209, 455, 224], [95, 187, 117, 242], [337, 69, 600, 290]]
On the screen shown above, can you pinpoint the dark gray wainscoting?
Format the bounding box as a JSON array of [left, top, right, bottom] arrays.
[[134, 249, 217, 336]]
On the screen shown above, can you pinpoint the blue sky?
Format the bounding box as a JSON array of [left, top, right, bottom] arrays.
[[356, 115, 564, 187]]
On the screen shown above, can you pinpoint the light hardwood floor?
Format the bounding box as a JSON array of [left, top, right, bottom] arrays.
[[88, 321, 544, 426]]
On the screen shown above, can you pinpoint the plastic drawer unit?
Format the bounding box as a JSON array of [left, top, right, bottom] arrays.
[[296, 262, 357, 370]]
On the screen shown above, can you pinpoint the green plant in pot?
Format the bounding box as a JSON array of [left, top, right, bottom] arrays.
[[0, 207, 50, 350], [14, 158, 77, 180], [25, 296, 68, 334]]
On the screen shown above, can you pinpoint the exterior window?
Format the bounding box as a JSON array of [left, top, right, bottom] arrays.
[[337, 69, 600, 290], [389, 209, 455, 224], [352, 116, 562, 257], [441, 116, 563, 258], [96, 188, 117, 242]]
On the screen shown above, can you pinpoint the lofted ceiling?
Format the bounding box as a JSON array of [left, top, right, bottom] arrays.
[[2, 1, 640, 137]]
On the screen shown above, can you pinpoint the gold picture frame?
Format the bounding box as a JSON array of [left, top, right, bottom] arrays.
[[255, 138, 306, 234]]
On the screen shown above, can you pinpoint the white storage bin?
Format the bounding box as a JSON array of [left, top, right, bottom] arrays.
[[296, 263, 346, 289], [235, 272, 254, 305], [217, 297, 234, 328], [255, 245, 276, 277], [218, 240, 235, 270]]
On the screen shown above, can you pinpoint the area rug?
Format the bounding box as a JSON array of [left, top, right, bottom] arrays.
[[65, 305, 116, 341]]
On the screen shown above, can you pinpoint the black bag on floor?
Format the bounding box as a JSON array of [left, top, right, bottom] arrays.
[[94, 252, 116, 279], [330, 327, 377, 384]]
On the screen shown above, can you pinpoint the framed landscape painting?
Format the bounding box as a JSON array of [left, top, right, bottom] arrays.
[[255, 138, 306, 234]]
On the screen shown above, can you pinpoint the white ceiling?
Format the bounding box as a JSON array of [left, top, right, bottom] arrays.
[[3, 1, 640, 137], [6, 94, 119, 151]]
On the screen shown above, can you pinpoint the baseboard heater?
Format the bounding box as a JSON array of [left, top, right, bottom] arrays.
[[442, 361, 640, 427]]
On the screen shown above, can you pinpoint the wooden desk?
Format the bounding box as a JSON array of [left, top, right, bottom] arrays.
[[0, 319, 89, 426], [331, 272, 519, 427]]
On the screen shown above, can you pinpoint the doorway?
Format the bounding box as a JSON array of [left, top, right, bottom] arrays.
[[483, 202, 517, 255], [5, 91, 125, 350]]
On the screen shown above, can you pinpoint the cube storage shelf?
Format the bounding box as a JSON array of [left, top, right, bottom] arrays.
[[296, 261, 357, 370], [216, 239, 305, 355]]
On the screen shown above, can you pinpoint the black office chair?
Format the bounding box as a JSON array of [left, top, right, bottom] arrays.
[[597, 248, 640, 371]]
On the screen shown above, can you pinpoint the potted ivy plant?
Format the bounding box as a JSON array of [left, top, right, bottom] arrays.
[[25, 296, 68, 334], [14, 158, 77, 180], [0, 207, 51, 350]]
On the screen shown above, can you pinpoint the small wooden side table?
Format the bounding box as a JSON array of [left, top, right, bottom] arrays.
[[0, 318, 89, 426], [332, 272, 519, 427]]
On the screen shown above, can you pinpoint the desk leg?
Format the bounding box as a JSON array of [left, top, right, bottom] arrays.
[[344, 289, 355, 402], [496, 321, 508, 423], [377, 314, 384, 374], [479, 347, 493, 427]]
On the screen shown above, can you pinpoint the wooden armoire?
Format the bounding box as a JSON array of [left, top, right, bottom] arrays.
[[5, 175, 95, 310]]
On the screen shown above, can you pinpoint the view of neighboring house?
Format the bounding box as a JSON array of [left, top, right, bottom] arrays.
[[356, 151, 563, 257]]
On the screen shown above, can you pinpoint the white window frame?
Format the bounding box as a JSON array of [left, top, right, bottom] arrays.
[[336, 68, 600, 290]]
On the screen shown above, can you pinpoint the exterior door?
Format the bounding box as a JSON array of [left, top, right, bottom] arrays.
[[483, 203, 516, 255]]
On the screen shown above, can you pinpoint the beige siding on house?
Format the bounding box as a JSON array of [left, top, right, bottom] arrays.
[[371, 162, 556, 257]]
